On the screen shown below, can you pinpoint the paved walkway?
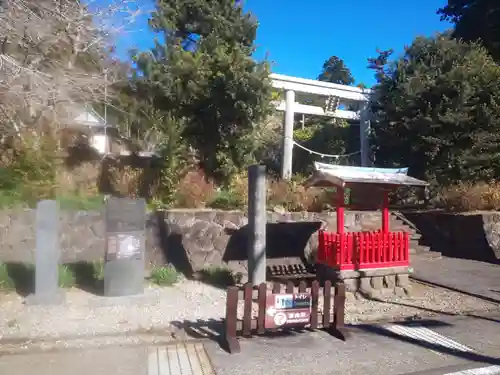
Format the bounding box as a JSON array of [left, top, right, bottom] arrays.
[[2, 313, 500, 375], [411, 255, 500, 303]]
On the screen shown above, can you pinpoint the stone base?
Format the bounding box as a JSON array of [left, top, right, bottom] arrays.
[[316, 263, 412, 298], [25, 290, 65, 305]]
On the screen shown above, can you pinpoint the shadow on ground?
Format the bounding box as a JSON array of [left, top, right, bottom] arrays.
[[170, 318, 345, 353], [173, 316, 500, 366], [355, 320, 500, 366], [1, 262, 103, 296]]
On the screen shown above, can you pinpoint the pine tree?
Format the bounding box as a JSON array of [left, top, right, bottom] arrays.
[[134, 0, 272, 182], [370, 33, 500, 185]]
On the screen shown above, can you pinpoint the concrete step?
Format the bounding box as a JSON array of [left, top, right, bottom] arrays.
[[411, 244, 431, 252], [411, 251, 442, 260]]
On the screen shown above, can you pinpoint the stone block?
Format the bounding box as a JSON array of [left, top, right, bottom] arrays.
[[359, 277, 372, 293], [384, 275, 396, 288], [343, 278, 358, 293], [366, 289, 382, 300], [371, 276, 384, 290], [403, 285, 413, 297], [395, 287, 406, 298], [346, 291, 357, 303], [396, 274, 410, 287], [380, 288, 394, 297]]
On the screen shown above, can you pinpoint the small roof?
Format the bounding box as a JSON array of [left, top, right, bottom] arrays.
[[305, 162, 428, 188]]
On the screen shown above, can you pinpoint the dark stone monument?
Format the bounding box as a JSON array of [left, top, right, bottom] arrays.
[[103, 197, 146, 296], [26, 200, 64, 305]]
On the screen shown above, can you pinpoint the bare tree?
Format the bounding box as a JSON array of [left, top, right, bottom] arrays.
[[0, 0, 149, 139]]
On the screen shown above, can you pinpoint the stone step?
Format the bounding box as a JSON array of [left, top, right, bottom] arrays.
[[411, 244, 431, 252], [411, 251, 442, 260]]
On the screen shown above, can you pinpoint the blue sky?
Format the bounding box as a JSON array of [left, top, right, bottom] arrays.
[[115, 0, 453, 87]]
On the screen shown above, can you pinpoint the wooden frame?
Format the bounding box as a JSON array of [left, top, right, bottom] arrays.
[[224, 280, 348, 354]]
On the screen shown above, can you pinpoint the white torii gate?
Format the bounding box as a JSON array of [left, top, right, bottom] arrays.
[[270, 73, 372, 180]]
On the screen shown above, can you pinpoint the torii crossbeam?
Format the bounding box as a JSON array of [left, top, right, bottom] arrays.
[[270, 73, 372, 179]]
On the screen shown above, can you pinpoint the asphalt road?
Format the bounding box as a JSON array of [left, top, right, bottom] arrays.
[[1, 312, 499, 375], [206, 312, 500, 375]]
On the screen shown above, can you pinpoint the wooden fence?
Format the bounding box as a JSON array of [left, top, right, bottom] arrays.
[[224, 280, 348, 354]]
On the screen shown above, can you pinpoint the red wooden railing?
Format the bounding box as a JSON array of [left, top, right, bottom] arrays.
[[317, 230, 409, 270]]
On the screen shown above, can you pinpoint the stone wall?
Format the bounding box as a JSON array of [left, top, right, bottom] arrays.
[[403, 211, 500, 262], [0, 208, 385, 273]]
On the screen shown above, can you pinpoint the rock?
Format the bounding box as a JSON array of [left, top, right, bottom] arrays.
[[384, 275, 396, 288], [359, 277, 372, 294], [396, 274, 410, 287], [371, 276, 384, 290], [403, 285, 413, 297], [343, 278, 358, 293], [395, 287, 407, 298]]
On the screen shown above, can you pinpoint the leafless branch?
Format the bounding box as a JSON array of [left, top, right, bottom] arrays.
[[0, 0, 150, 139]]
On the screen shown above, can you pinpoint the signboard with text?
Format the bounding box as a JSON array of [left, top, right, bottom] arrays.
[[265, 292, 312, 329]]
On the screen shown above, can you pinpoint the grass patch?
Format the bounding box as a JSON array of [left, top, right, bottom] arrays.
[[0, 263, 15, 291], [58, 264, 76, 288], [56, 194, 105, 211], [149, 264, 180, 286], [0, 191, 105, 211]]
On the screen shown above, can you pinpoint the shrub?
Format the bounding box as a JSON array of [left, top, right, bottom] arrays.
[[438, 182, 500, 211], [267, 179, 318, 212], [173, 169, 216, 208], [209, 190, 245, 210], [149, 264, 180, 286]]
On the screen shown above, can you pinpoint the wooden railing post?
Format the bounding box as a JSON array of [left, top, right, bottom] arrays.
[[333, 282, 349, 341], [224, 286, 241, 353]]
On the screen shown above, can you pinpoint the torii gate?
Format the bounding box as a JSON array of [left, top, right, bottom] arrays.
[[270, 73, 372, 180]]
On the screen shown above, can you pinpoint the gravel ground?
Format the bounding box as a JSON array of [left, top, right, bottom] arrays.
[[0, 279, 498, 343]]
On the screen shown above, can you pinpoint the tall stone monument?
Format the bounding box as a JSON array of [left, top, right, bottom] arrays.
[[247, 164, 267, 284], [104, 197, 146, 296], [26, 200, 64, 305]]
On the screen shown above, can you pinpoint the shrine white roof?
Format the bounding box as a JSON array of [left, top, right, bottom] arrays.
[[305, 162, 428, 188]]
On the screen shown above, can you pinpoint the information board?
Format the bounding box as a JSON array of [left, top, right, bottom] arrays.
[[265, 292, 312, 328]]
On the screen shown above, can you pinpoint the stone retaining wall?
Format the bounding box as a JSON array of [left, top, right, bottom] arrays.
[[0, 208, 385, 274], [317, 264, 412, 298], [403, 211, 500, 261]]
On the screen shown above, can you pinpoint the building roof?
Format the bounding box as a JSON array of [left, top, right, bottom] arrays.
[[304, 162, 428, 188]]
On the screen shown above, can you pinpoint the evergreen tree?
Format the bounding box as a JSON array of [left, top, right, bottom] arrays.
[[318, 56, 354, 85], [369, 33, 500, 185], [134, 0, 272, 182], [438, 0, 500, 62]]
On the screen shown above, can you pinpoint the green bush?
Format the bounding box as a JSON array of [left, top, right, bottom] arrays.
[[208, 190, 245, 210], [149, 265, 180, 286]]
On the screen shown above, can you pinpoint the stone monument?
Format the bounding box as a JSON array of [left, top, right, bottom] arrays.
[[247, 164, 267, 284], [104, 197, 146, 296], [26, 200, 64, 305]]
